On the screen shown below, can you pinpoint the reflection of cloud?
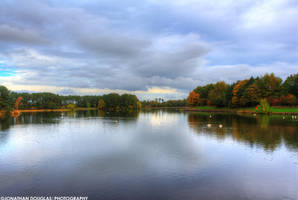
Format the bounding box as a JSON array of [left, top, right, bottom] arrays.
[[149, 112, 179, 127], [1, 112, 298, 199], [0, 112, 205, 176]]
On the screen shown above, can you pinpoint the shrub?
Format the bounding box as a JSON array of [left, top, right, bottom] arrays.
[[67, 103, 76, 111], [256, 99, 271, 114], [97, 99, 105, 110]]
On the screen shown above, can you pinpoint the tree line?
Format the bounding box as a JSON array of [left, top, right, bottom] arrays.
[[141, 98, 187, 108], [0, 87, 141, 112], [187, 73, 298, 107]]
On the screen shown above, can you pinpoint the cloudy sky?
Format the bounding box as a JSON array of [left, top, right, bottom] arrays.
[[0, 0, 297, 99]]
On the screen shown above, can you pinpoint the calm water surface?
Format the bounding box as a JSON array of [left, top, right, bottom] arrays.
[[0, 110, 297, 200]]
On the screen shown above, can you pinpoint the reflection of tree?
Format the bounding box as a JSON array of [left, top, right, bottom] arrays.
[[257, 115, 269, 129], [15, 112, 62, 124], [98, 110, 140, 118], [187, 113, 298, 152], [0, 110, 141, 132], [0, 115, 11, 131], [98, 110, 140, 125], [66, 111, 77, 118]]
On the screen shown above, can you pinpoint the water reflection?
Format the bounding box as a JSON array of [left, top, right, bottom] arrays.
[[0, 110, 297, 200], [0, 115, 11, 131], [0, 110, 140, 130], [187, 113, 298, 152], [1, 111, 297, 153]]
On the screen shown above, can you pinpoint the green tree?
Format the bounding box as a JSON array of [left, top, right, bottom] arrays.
[[282, 73, 298, 97], [0, 86, 11, 111], [208, 81, 227, 107], [256, 99, 271, 114], [194, 84, 214, 105], [256, 73, 282, 100], [225, 83, 234, 107], [241, 83, 261, 106]]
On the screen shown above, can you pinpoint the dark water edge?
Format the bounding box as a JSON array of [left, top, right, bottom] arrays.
[[0, 110, 297, 200]]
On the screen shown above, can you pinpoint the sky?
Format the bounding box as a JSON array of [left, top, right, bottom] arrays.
[[0, 0, 297, 99]]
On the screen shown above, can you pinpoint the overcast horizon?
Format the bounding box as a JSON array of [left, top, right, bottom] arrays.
[[0, 0, 297, 100]]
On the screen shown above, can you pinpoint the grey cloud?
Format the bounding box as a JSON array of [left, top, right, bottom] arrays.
[[77, 33, 151, 58], [132, 43, 208, 78], [195, 63, 298, 85], [0, 0, 53, 29], [0, 24, 48, 45], [0, 0, 297, 98]]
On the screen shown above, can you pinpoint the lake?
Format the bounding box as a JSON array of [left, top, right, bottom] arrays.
[[0, 110, 297, 200]]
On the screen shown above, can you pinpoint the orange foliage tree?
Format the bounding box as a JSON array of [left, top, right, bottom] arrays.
[[187, 91, 200, 106], [14, 96, 23, 110], [232, 80, 248, 107]]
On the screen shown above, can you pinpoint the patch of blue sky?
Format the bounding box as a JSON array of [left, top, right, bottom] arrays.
[[0, 63, 16, 77]]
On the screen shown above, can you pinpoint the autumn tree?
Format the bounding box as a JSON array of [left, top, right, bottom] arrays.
[[14, 96, 23, 110], [232, 80, 249, 107], [281, 94, 297, 106], [187, 91, 200, 106]]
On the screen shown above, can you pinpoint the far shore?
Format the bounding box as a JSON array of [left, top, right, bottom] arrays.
[[184, 106, 298, 115], [2, 106, 298, 116], [143, 106, 298, 115], [14, 107, 97, 113]]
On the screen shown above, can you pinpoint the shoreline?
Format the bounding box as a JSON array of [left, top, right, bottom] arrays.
[[142, 106, 298, 115], [15, 107, 97, 113], [184, 107, 298, 115], [2, 106, 298, 115]]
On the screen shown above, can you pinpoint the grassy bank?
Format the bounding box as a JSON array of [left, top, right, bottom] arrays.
[[270, 107, 298, 113], [185, 106, 298, 115]]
